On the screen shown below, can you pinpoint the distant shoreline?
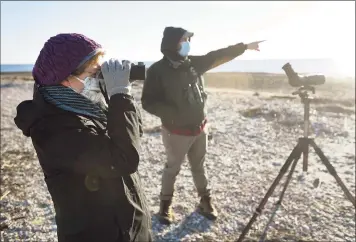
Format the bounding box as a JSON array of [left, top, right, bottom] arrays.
[[1, 71, 354, 81], [1, 72, 33, 76], [1, 71, 355, 83], [1, 59, 355, 78], [0, 71, 286, 76]]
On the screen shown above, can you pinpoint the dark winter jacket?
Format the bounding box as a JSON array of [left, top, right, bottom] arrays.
[[141, 27, 247, 134], [14, 88, 152, 242]]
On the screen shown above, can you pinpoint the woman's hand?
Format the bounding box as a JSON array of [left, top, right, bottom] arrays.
[[246, 40, 265, 51], [101, 59, 132, 97]]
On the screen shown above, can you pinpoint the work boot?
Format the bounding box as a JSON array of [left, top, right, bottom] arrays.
[[157, 199, 174, 225], [197, 195, 218, 221]]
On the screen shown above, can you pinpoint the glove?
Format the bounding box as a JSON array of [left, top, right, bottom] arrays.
[[100, 58, 131, 97]]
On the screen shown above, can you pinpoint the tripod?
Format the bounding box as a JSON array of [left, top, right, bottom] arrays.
[[236, 85, 355, 242]]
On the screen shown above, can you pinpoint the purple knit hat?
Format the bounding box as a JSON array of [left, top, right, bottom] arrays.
[[32, 33, 102, 86]]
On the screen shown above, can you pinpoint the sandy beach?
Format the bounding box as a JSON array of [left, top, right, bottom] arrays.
[[1, 72, 355, 241]]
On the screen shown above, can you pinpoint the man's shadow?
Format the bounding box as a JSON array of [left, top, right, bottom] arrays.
[[153, 211, 214, 242]]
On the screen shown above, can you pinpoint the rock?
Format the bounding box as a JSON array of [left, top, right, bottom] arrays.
[[1, 79, 355, 242]]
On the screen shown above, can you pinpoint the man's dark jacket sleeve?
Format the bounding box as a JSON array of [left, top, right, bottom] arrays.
[[33, 94, 142, 179], [189, 43, 247, 74], [141, 66, 177, 118]]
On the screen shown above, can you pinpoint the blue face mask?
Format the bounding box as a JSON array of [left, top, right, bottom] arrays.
[[178, 41, 190, 57]]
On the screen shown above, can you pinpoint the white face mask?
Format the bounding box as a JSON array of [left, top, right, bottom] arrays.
[[81, 77, 105, 104], [178, 41, 190, 57], [68, 75, 86, 93]]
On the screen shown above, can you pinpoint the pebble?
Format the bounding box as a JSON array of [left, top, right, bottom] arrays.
[[1, 79, 355, 242]]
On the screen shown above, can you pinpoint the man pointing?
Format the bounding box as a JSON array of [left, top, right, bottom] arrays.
[[141, 26, 264, 224]]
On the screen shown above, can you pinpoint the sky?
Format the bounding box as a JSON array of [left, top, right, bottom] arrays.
[[1, 1, 355, 75]]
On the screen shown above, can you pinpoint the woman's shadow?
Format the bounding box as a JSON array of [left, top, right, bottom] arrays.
[[153, 210, 214, 242]]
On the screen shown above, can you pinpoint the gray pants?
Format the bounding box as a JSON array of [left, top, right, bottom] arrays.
[[160, 126, 211, 201]]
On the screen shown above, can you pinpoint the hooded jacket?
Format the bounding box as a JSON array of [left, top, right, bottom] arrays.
[[141, 27, 247, 134], [14, 89, 151, 242]]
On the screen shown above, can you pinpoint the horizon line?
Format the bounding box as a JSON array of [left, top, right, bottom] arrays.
[[1, 58, 338, 65]]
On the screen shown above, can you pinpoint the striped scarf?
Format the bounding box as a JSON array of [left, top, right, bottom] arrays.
[[38, 85, 107, 122]]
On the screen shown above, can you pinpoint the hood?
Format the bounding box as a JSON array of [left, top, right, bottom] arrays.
[[14, 84, 62, 137], [160, 26, 194, 61], [14, 100, 41, 137]]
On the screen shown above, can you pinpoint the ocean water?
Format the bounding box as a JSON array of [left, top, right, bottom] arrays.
[[1, 64, 34, 73], [1, 59, 354, 78]]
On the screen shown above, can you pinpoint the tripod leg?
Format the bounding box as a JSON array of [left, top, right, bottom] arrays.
[[310, 140, 355, 207], [259, 156, 299, 242], [236, 143, 303, 242]]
